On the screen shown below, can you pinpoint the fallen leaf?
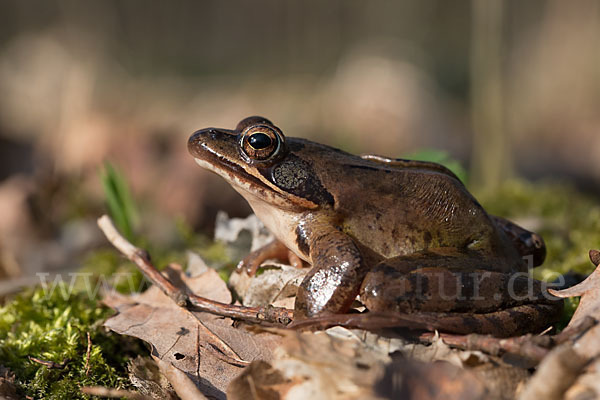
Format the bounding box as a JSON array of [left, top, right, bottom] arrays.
[[214, 211, 274, 261], [228, 327, 500, 400], [548, 250, 600, 359], [103, 264, 283, 399], [153, 355, 209, 400], [564, 357, 600, 400], [128, 357, 178, 400], [229, 263, 306, 310], [518, 343, 587, 400], [549, 250, 600, 329], [228, 329, 389, 400], [402, 332, 488, 368], [227, 360, 297, 400]]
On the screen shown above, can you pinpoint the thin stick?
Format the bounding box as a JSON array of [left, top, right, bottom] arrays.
[[153, 356, 209, 400], [85, 332, 92, 376], [80, 386, 149, 399], [419, 332, 550, 362], [98, 215, 187, 307], [418, 316, 597, 364], [97, 215, 293, 326], [28, 356, 70, 369]]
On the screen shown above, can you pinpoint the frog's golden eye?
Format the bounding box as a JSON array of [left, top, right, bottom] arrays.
[[240, 125, 283, 161]]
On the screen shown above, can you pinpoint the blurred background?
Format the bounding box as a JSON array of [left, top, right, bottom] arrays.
[[0, 0, 599, 288]]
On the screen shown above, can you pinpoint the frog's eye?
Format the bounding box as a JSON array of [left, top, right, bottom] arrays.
[[248, 132, 272, 150], [240, 125, 284, 161]]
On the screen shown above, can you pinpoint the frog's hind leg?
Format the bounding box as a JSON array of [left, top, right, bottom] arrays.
[[288, 303, 563, 337], [360, 251, 555, 315], [418, 302, 563, 337]]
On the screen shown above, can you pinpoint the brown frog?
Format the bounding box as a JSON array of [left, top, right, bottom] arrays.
[[188, 116, 562, 337]]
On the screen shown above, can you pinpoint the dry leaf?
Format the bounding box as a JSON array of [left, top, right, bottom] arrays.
[[227, 360, 297, 400], [103, 264, 283, 399], [549, 250, 600, 329], [228, 329, 389, 400], [518, 343, 588, 400], [520, 251, 600, 399], [214, 211, 274, 261], [229, 264, 306, 309], [548, 251, 600, 359], [128, 357, 178, 400], [402, 332, 488, 368], [228, 328, 500, 400], [564, 357, 600, 400]]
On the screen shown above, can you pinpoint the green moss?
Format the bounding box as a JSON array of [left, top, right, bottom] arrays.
[[477, 179, 600, 279], [0, 285, 138, 399]]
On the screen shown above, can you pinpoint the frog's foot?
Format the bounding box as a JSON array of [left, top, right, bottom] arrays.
[[237, 239, 305, 276], [491, 215, 546, 267]]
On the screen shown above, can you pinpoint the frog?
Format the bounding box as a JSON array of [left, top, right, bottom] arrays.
[[188, 116, 562, 337]]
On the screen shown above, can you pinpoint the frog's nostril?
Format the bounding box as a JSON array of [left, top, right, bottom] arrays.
[[208, 129, 219, 140], [189, 128, 218, 144]]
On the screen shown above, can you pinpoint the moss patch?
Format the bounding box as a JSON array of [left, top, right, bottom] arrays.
[[0, 285, 139, 399], [477, 179, 600, 279]]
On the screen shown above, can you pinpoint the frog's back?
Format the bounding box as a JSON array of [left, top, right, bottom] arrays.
[[294, 142, 519, 266]]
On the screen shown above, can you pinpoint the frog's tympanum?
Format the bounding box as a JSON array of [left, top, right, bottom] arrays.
[[188, 117, 562, 337]]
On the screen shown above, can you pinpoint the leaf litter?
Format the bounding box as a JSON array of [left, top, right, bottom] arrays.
[[100, 213, 600, 399]]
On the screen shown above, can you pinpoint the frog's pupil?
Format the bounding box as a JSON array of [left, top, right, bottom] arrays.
[[249, 133, 272, 149]]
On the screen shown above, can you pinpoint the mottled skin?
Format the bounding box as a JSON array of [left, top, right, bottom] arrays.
[[188, 116, 562, 336]]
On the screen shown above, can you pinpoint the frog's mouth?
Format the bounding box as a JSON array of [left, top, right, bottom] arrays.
[[193, 153, 271, 197]]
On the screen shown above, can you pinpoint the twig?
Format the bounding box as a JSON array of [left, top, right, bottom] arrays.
[[153, 356, 209, 400], [419, 332, 550, 363], [97, 215, 294, 326], [28, 356, 70, 369], [97, 215, 186, 307], [202, 342, 251, 367], [418, 316, 598, 364], [80, 386, 150, 399], [85, 332, 92, 376]]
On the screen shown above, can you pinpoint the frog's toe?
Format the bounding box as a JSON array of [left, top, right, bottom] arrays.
[[236, 254, 263, 276], [237, 239, 298, 276], [287, 250, 306, 270]]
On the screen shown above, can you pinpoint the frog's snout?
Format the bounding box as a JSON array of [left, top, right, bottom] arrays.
[[188, 129, 206, 157], [188, 128, 216, 147], [188, 127, 237, 158]]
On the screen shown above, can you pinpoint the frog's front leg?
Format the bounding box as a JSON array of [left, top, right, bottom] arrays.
[[237, 239, 305, 276], [294, 223, 369, 318]]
